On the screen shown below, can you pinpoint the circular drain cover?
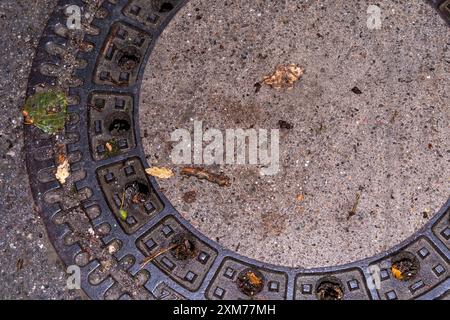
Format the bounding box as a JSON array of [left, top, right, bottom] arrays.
[[25, 0, 450, 300]]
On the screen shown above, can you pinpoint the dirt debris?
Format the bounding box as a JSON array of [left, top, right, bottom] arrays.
[[316, 279, 344, 300], [170, 233, 197, 261], [182, 190, 197, 204], [351, 86, 363, 95], [391, 252, 420, 281], [278, 120, 294, 130], [261, 212, 286, 238], [236, 269, 265, 296]]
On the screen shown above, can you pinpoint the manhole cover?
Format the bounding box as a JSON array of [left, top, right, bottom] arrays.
[[24, 0, 450, 300]]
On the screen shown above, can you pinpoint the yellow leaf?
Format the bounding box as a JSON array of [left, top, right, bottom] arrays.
[[145, 167, 174, 179], [391, 266, 404, 280]]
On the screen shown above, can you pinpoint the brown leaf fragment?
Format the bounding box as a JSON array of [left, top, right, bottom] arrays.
[[263, 64, 304, 90], [181, 167, 231, 187]]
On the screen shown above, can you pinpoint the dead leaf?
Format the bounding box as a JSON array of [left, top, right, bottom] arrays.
[[105, 142, 113, 152], [146, 167, 174, 179], [55, 159, 70, 184], [263, 64, 304, 90]]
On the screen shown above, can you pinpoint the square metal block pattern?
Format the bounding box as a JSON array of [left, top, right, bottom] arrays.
[[94, 22, 152, 86], [153, 282, 186, 300], [440, 0, 450, 19], [88, 92, 135, 161], [136, 216, 218, 292], [206, 258, 288, 300], [439, 0, 450, 14], [432, 209, 450, 250], [97, 158, 164, 234], [123, 0, 183, 27], [370, 237, 449, 300], [294, 269, 371, 300]]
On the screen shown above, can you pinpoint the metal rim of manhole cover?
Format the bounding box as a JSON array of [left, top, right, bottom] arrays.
[[24, 0, 450, 300]]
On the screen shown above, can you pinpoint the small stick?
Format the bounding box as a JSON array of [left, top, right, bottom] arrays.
[[140, 243, 178, 270], [87, 103, 104, 112], [181, 167, 231, 187], [101, 25, 118, 56], [120, 192, 125, 209], [348, 193, 361, 219]]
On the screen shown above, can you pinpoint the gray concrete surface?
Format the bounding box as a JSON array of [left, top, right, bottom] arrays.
[[0, 0, 81, 299], [140, 0, 450, 268]]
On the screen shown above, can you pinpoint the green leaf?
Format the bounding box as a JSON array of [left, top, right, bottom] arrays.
[[23, 90, 68, 134]]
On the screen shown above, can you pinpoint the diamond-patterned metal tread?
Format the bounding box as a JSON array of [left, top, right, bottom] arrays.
[[24, 0, 450, 300]]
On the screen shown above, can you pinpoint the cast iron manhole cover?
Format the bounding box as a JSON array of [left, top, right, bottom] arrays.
[[24, 0, 450, 300]]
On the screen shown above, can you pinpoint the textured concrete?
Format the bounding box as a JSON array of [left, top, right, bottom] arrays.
[[140, 0, 450, 268], [0, 0, 81, 299]]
